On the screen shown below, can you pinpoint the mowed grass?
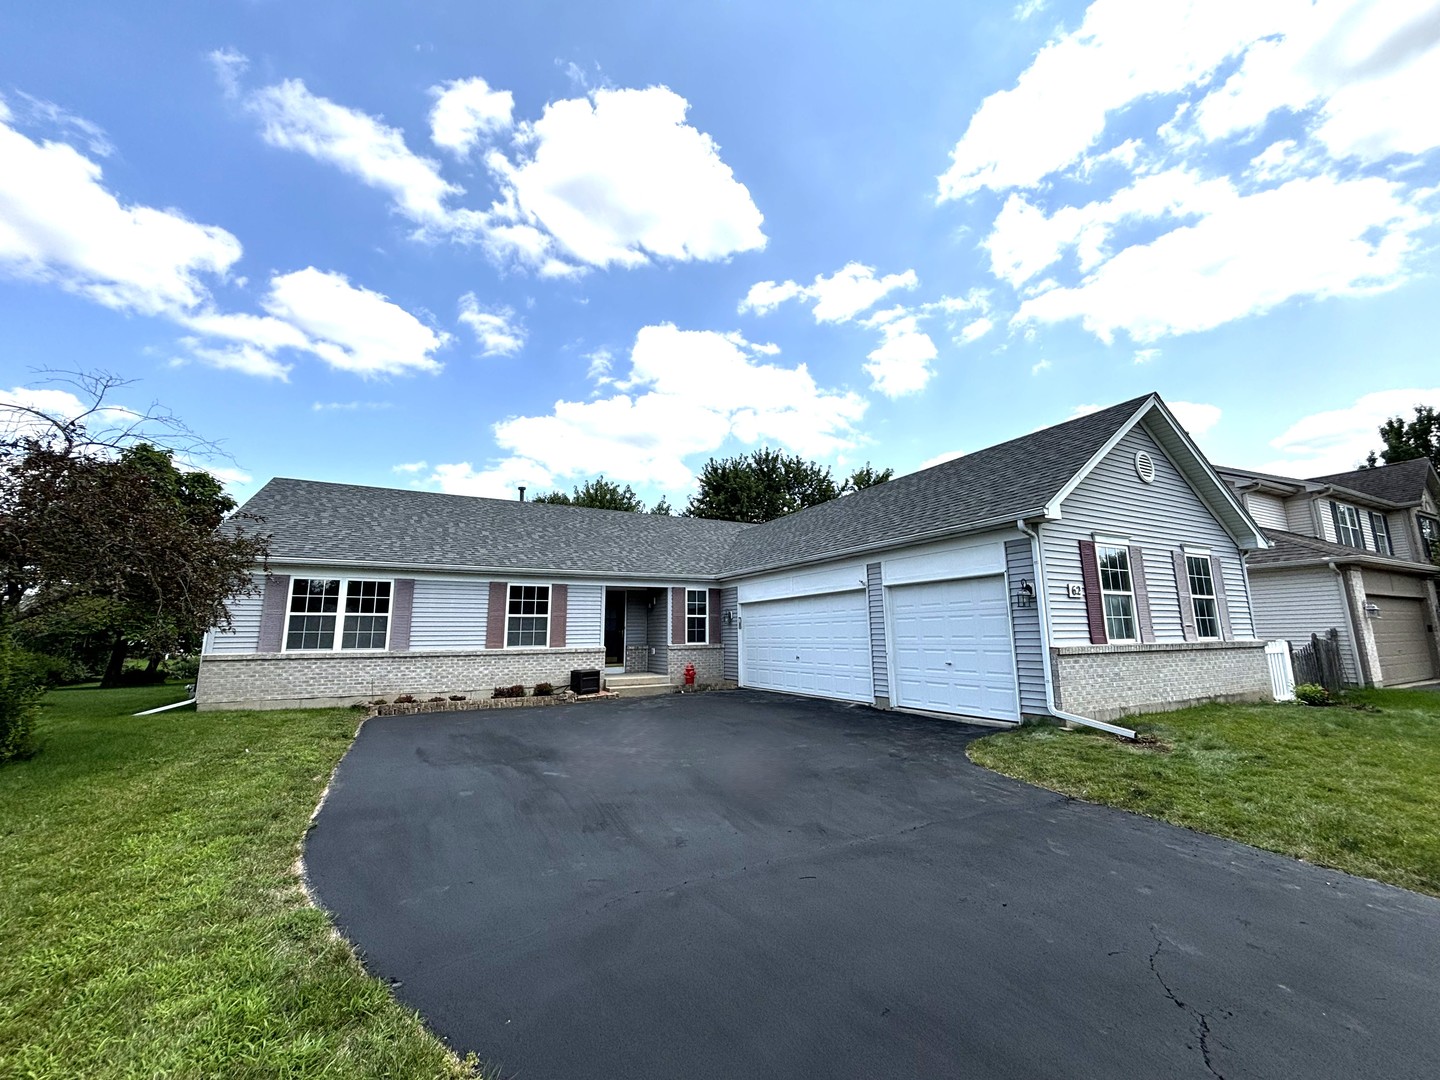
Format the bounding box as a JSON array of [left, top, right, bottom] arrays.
[[968, 689, 1440, 896], [0, 684, 472, 1080]]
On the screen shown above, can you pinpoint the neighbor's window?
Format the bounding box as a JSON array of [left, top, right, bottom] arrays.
[[686, 589, 708, 643], [1186, 555, 1220, 640], [1421, 515, 1440, 563], [1096, 545, 1136, 642], [507, 584, 550, 647], [286, 578, 391, 650], [1334, 503, 1364, 548], [1368, 512, 1393, 556]]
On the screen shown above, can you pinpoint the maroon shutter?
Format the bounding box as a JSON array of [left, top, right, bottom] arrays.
[[388, 578, 414, 651], [708, 588, 721, 645], [257, 574, 291, 653], [486, 581, 508, 649], [549, 584, 567, 647], [1173, 551, 1196, 642], [1129, 546, 1154, 644], [671, 587, 686, 645], [1211, 557, 1234, 640], [1078, 541, 1106, 644]]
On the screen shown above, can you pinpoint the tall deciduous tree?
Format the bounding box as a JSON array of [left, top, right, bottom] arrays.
[[531, 475, 646, 511], [1365, 405, 1440, 471], [0, 372, 270, 688], [842, 462, 895, 493], [684, 448, 842, 523]]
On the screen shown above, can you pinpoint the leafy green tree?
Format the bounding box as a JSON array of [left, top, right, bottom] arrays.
[[649, 496, 674, 516], [842, 462, 895, 493], [531, 475, 646, 511], [684, 448, 842, 523], [0, 373, 269, 691], [1365, 405, 1440, 471]]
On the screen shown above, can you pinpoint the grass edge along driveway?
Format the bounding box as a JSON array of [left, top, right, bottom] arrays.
[[968, 689, 1440, 897], [0, 684, 476, 1080]]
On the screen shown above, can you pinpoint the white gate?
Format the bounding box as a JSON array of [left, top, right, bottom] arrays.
[[1265, 639, 1296, 701]]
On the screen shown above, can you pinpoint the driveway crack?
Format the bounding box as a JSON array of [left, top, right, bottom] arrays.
[[1150, 925, 1228, 1080]]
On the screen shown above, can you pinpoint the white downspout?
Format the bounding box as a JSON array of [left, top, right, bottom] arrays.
[[1018, 518, 1138, 740]]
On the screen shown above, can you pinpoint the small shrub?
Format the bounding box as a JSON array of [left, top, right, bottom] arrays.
[[0, 643, 43, 764], [533, 681, 553, 697], [111, 666, 170, 687], [14, 650, 89, 688], [449, 694, 467, 701], [393, 694, 417, 704], [369, 699, 388, 706], [168, 654, 201, 682], [427, 695, 446, 703], [1294, 683, 1332, 707], [492, 684, 527, 699]]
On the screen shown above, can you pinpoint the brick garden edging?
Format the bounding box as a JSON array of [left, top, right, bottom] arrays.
[[365, 689, 621, 717]]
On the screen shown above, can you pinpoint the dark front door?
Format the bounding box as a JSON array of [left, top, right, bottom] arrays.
[[604, 591, 626, 666]]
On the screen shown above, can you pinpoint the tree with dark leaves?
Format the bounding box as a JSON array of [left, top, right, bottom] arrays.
[[684, 448, 842, 523], [531, 475, 647, 512], [1364, 405, 1440, 472]]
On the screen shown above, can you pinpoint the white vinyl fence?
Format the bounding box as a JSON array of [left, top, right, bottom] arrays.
[[1265, 639, 1296, 701]]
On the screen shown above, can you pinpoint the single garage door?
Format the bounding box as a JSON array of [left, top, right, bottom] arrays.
[[741, 590, 873, 703], [890, 575, 1019, 722], [1372, 595, 1437, 685]]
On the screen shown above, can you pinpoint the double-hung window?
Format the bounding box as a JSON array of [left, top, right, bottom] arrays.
[[286, 578, 391, 651], [1096, 545, 1137, 642], [686, 589, 708, 643], [1369, 512, 1393, 556], [507, 584, 550, 647], [1421, 515, 1440, 563], [1185, 555, 1220, 639], [1334, 503, 1364, 548]]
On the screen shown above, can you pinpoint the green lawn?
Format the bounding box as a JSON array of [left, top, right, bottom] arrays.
[[0, 684, 473, 1079], [969, 689, 1440, 897]]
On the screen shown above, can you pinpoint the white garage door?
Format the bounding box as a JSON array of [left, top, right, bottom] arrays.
[[890, 575, 1019, 722], [1372, 595, 1437, 685], [741, 590, 873, 703]]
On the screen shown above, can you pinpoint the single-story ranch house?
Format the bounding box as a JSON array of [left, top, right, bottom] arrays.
[[198, 393, 1274, 726]]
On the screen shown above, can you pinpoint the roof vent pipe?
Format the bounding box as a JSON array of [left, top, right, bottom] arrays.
[[518, 486, 526, 502]]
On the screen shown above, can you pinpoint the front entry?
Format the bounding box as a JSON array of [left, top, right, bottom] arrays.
[[604, 590, 627, 668]]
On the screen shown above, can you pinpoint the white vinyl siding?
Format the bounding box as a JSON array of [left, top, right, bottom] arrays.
[[1043, 423, 1255, 644], [409, 579, 489, 650], [1247, 567, 1360, 685], [1245, 492, 1289, 531], [721, 586, 740, 682], [207, 580, 264, 654], [567, 583, 604, 647], [1286, 497, 1319, 536]]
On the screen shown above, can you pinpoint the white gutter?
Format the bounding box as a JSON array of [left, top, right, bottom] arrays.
[[1018, 519, 1138, 740]]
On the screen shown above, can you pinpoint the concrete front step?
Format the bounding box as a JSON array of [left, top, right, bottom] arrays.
[[604, 673, 676, 698]]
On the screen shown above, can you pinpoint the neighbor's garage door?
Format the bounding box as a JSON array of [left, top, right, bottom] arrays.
[[1372, 595, 1437, 685], [740, 591, 873, 703], [890, 575, 1019, 722]]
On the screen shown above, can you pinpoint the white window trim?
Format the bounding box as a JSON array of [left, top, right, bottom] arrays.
[[505, 582, 552, 649], [1369, 512, 1392, 556], [1096, 543, 1138, 644], [283, 576, 393, 653], [1334, 502, 1364, 548], [685, 588, 708, 645], [1185, 554, 1221, 641]]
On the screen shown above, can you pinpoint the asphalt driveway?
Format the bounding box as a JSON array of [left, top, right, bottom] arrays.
[[305, 691, 1440, 1080]]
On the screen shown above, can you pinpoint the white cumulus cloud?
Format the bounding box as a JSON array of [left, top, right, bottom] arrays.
[[740, 262, 918, 322], [1257, 387, 1440, 476], [429, 76, 514, 157], [457, 293, 525, 357], [861, 308, 940, 398]]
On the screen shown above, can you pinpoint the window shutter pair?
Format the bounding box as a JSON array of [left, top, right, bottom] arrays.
[[1171, 551, 1233, 642], [256, 574, 417, 651], [483, 581, 567, 648], [1077, 541, 1155, 645]]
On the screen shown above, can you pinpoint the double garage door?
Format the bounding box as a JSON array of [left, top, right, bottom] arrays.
[[740, 575, 1019, 722]]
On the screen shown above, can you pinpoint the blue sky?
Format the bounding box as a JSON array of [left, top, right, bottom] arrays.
[[2, 0, 1438, 505]]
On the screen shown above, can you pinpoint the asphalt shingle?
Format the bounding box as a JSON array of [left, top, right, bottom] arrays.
[[1307, 458, 1436, 506]]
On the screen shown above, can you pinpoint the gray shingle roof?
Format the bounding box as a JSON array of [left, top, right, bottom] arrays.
[[717, 395, 1152, 575], [1249, 528, 1439, 573], [1307, 458, 1437, 506], [233, 394, 1155, 580], [233, 480, 754, 578]]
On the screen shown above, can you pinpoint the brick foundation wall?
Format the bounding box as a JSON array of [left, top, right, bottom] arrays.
[[666, 644, 726, 685], [623, 645, 649, 673], [1052, 641, 1270, 723], [196, 647, 606, 711]]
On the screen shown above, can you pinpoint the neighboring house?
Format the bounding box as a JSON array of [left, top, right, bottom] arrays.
[[199, 393, 1274, 724], [1219, 459, 1440, 687]]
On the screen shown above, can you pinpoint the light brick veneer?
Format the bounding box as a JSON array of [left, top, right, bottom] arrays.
[[1052, 641, 1270, 722], [666, 644, 727, 685], [196, 647, 606, 711]]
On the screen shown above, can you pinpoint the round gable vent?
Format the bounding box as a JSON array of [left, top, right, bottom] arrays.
[[1135, 450, 1156, 484]]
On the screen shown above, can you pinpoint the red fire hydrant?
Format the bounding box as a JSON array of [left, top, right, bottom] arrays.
[[683, 662, 696, 687]]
